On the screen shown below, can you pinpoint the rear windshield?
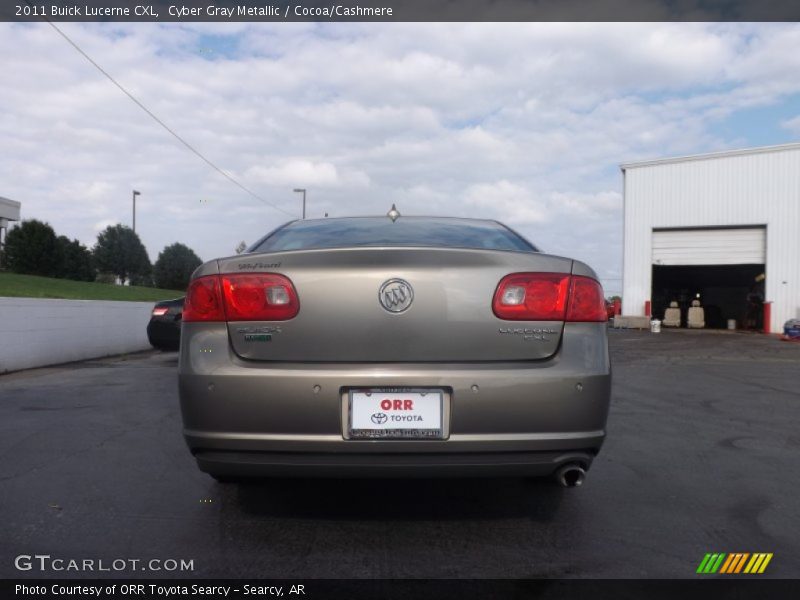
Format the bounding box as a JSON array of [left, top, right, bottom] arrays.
[[251, 217, 537, 253]]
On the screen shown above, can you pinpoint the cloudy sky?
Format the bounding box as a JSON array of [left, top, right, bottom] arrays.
[[3, 23, 800, 294]]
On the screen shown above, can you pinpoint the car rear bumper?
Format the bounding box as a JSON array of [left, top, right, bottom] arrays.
[[192, 448, 600, 478], [178, 322, 611, 477]]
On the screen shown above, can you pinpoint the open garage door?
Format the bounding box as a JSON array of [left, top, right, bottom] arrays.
[[651, 227, 766, 329], [652, 227, 765, 266]]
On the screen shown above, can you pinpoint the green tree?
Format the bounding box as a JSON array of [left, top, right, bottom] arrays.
[[92, 224, 152, 284], [153, 243, 202, 290], [56, 236, 95, 282], [3, 219, 60, 276], [129, 271, 155, 288]]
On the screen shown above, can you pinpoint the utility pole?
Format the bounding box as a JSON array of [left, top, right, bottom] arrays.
[[132, 190, 141, 233], [293, 188, 306, 219]]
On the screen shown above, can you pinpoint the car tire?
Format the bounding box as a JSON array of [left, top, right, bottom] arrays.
[[150, 343, 178, 352], [210, 474, 240, 484]]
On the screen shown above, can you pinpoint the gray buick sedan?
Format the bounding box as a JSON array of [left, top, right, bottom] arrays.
[[178, 213, 611, 486]]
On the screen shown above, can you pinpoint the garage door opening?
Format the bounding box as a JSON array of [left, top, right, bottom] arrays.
[[651, 264, 765, 329]]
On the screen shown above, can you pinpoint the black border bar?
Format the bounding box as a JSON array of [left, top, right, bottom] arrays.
[[4, 579, 800, 600], [4, 0, 800, 23]]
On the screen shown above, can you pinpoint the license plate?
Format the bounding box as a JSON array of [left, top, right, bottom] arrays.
[[348, 388, 444, 439]]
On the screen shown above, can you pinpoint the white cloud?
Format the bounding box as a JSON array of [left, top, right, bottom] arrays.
[[463, 181, 549, 225], [245, 159, 369, 188], [549, 191, 623, 219], [92, 219, 118, 233], [2, 22, 800, 292], [781, 115, 800, 136], [247, 160, 345, 187]]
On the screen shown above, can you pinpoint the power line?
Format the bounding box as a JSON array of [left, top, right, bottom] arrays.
[[44, 19, 295, 218]]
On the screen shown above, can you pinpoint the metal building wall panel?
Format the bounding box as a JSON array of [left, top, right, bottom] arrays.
[[622, 143, 800, 332]]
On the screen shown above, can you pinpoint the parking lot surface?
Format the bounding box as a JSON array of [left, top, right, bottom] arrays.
[[1, 329, 799, 578]]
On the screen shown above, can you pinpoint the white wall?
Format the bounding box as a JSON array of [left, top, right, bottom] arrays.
[[622, 143, 800, 333], [0, 298, 154, 373]]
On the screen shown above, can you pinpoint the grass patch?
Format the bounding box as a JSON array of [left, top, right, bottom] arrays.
[[0, 272, 184, 302]]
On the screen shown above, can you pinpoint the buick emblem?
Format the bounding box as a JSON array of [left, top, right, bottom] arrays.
[[379, 279, 414, 313], [371, 412, 388, 424]]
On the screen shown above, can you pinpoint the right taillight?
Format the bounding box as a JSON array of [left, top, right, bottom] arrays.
[[493, 273, 571, 320], [565, 276, 607, 322], [183, 273, 300, 322], [493, 272, 606, 322]]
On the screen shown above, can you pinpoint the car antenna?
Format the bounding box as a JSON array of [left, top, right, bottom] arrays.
[[387, 204, 401, 222]]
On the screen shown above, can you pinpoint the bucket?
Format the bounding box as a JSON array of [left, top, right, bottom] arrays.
[[650, 319, 661, 333], [727, 319, 736, 330]]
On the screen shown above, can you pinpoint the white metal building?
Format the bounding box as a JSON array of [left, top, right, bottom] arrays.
[[0, 196, 21, 263], [621, 142, 800, 334]]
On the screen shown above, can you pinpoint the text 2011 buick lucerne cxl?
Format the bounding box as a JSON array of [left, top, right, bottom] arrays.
[[178, 213, 611, 487]]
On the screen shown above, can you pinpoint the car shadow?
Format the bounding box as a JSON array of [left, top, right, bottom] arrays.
[[230, 476, 565, 521]]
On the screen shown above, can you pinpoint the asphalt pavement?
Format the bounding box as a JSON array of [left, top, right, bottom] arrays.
[[1, 329, 798, 578]]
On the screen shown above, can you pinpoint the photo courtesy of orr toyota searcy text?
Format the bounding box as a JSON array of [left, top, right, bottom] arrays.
[[14, 584, 301, 597]]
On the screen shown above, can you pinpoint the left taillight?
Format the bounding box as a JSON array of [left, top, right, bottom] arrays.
[[183, 273, 300, 322], [183, 276, 225, 322], [151, 307, 169, 317], [221, 273, 299, 321]]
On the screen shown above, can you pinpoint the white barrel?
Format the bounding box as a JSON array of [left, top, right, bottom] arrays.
[[727, 319, 736, 330], [650, 319, 661, 333]]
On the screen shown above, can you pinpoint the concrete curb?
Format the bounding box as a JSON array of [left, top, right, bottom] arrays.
[[0, 297, 155, 373]]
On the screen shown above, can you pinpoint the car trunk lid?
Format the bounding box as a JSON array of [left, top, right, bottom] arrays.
[[219, 247, 572, 362]]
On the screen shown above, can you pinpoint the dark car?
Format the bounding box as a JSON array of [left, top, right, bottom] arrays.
[[178, 215, 611, 487], [147, 297, 184, 350]]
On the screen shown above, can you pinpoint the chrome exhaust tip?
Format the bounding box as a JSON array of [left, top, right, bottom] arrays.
[[555, 464, 586, 488]]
